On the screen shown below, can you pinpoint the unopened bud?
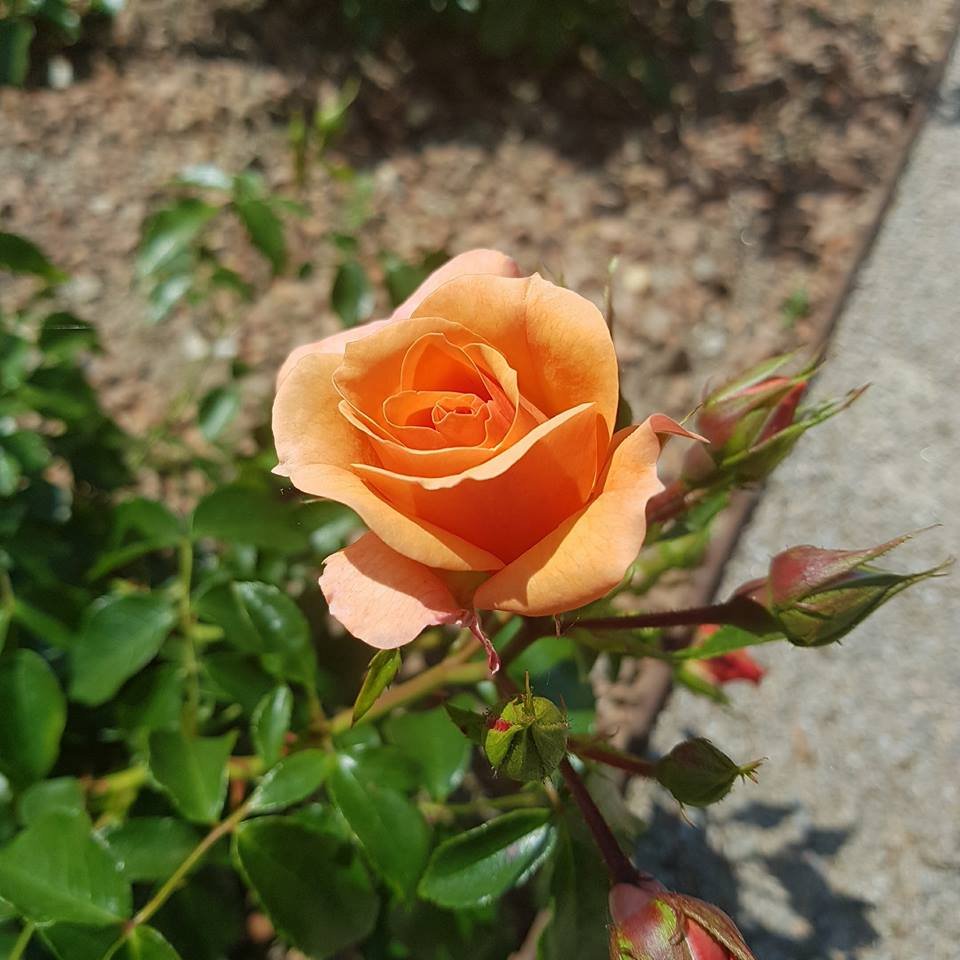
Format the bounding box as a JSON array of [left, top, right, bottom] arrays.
[[737, 533, 949, 647], [609, 881, 756, 960], [655, 738, 761, 808], [682, 353, 865, 486], [484, 675, 567, 782]]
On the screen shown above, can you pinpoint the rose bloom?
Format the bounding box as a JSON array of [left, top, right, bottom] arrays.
[[273, 250, 695, 656]]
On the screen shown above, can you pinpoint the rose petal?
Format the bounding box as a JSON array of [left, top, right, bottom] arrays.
[[473, 415, 699, 615], [276, 248, 520, 386], [289, 462, 503, 572], [391, 248, 522, 320], [273, 352, 372, 476], [412, 273, 620, 437], [353, 403, 605, 564], [320, 533, 465, 649]]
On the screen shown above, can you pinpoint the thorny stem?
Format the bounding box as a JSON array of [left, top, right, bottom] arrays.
[[574, 595, 774, 635], [559, 758, 641, 886]]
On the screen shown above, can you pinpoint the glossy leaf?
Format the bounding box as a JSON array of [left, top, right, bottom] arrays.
[[0, 649, 67, 789], [352, 648, 401, 724], [418, 809, 556, 908], [234, 197, 287, 273], [328, 755, 431, 897], [147, 731, 236, 824], [198, 385, 242, 441], [137, 199, 218, 279], [0, 810, 131, 925], [247, 749, 333, 813], [17, 777, 86, 827], [42, 923, 182, 960], [177, 164, 233, 191], [38, 311, 99, 360], [100, 817, 201, 883], [0, 230, 64, 281], [234, 818, 379, 958], [192, 485, 310, 553], [251, 685, 293, 767], [70, 594, 176, 705], [331, 259, 374, 328], [385, 706, 471, 801]]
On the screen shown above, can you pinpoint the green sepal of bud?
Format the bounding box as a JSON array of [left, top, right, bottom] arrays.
[[483, 675, 568, 782], [655, 738, 761, 808]]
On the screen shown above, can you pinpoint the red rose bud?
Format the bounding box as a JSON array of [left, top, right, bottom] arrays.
[[609, 880, 757, 960], [654, 738, 761, 808], [688, 626, 766, 687], [682, 353, 866, 485], [737, 533, 950, 648], [483, 675, 568, 782]]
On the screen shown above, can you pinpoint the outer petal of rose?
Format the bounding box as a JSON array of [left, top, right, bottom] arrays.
[[473, 415, 700, 615], [289, 462, 504, 572], [320, 533, 465, 649], [391, 248, 521, 320], [275, 249, 520, 386], [276, 318, 392, 387], [273, 352, 372, 475], [411, 273, 620, 437]]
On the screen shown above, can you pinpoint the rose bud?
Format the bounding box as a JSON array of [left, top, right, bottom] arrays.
[[609, 880, 757, 960], [654, 738, 761, 808], [484, 675, 568, 782], [681, 353, 865, 486], [687, 625, 766, 688], [735, 533, 949, 648]]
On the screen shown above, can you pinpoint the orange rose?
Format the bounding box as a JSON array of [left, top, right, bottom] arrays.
[[273, 250, 694, 661]]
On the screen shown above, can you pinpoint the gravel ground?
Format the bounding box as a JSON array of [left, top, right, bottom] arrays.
[[636, 41, 960, 960]]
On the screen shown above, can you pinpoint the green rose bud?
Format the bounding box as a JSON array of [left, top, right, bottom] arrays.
[[484, 675, 568, 782], [655, 738, 761, 808]]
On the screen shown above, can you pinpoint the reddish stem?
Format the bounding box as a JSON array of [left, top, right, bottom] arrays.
[[568, 741, 657, 779], [559, 758, 641, 885]]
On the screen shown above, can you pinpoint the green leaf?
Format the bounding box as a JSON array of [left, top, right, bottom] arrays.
[[113, 497, 183, 544], [11, 598, 74, 650], [251, 685, 293, 767], [137, 199, 218, 279], [115, 663, 184, 734], [234, 197, 286, 273], [147, 731, 236, 824], [669, 624, 778, 661], [17, 777, 86, 827], [234, 818, 379, 958], [38, 311, 99, 360], [352, 648, 401, 724], [42, 923, 182, 960], [0, 333, 30, 391], [1, 429, 51, 473], [100, 817, 200, 883], [0, 649, 67, 789], [0, 19, 36, 89], [385, 707, 471, 801], [0, 231, 64, 281], [231, 581, 315, 685], [202, 651, 275, 715], [70, 594, 177, 706], [147, 271, 192, 323], [418, 809, 556, 909], [331, 259, 374, 328], [247, 749, 333, 813], [328, 755, 431, 897], [192, 485, 310, 553], [198, 384, 241, 441], [539, 812, 610, 960], [0, 810, 131, 925], [0, 446, 20, 496]]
